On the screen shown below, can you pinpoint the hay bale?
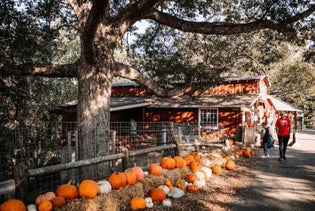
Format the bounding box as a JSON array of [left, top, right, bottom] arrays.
[[109, 182, 145, 207], [140, 175, 165, 194], [162, 167, 192, 184]]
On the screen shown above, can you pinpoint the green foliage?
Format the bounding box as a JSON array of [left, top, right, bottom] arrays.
[[270, 62, 315, 127]]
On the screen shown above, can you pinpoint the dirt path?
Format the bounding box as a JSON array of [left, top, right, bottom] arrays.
[[229, 129, 315, 211]]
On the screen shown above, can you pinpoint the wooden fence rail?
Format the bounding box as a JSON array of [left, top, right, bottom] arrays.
[[28, 143, 177, 177]]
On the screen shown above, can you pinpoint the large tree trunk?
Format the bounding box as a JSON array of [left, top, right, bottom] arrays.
[[77, 52, 113, 180]]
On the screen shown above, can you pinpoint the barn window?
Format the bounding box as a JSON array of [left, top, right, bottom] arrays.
[[199, 108, 218, 129]]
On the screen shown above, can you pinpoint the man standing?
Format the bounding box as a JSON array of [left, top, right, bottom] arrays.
[[130, 118, 137, 142], [275, 112, 291, 161]]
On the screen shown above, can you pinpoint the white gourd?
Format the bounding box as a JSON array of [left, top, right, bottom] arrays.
[[193, 178, 206, 189], [162, 199, 172, 207], [27, 204, 37, 211], [97, 180, 112, 194], [145, 197, 154, 208], [158, 185, 170, 194], [195, 171, 205, 180], [201, 167, 212, 178], [167, 187, 185, 199]]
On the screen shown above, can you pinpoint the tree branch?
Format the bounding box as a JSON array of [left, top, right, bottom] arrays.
[[144, 8, 313, 36], [0, 62, 79, 78], [113, 62, 169, 97]]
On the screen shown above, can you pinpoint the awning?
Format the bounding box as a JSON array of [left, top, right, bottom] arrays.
[[267, 96, 302, 112]]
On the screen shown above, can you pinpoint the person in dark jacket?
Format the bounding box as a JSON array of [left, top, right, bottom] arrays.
[[261, 122, 271, 158]]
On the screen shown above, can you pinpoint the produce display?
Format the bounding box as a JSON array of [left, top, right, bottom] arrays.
[[0, 144, 255, 210]]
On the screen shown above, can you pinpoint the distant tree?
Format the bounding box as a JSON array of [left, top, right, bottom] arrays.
[[1, 0, 314, 179], [270, 62, 315, 127]]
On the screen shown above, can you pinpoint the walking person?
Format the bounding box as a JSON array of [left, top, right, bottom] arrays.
[[275, 112, 291, 161], [260, 122, 271, 158]]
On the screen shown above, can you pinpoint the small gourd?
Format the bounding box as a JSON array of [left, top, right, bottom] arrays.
[[130, 197, 146, 210], [144, 197, 154, 208], [167, 187, 185, 199], [150, 188, 166, 202], [226, 160, 236, 171], [52, 196, 66, 208], [195, 171, 205, 181], [162, 199, 172, 207], [97, 180, 112, 194], [158, 185, 170, 194], [201, 167, 212, 178], [187, 173, 197, 183], [193, 178, 206, 189], [187, 184, 199, 191], [38, 200, 53, 211], [26, 204, 37, 211]]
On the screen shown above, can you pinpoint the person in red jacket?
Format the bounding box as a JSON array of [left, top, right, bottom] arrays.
[[275, 112, 291, 161]]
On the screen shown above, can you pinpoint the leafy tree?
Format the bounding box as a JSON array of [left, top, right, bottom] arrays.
[[1, 0, 314, 179]]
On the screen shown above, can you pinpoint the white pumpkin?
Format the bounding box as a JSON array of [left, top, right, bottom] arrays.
[[158, 185, 170, 194], [193, 178, 206, 189], [97, 180, 112, 194], [201, 166, 212, 178], [162, 199, 172, 207], [195, 171, 205, 181], [145, 197, 154, 208], [143, 171, 149, 176], [27, 204, 37, 211], [167, 187, 185, 199]]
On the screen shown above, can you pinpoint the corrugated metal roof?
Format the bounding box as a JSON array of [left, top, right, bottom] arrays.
[[149, 93, 260, 108], [267, 96, 302, 112]]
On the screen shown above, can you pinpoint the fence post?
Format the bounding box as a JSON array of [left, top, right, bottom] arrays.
[[122, 148, 129, 171]]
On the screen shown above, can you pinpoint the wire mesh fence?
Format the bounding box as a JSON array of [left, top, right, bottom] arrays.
[[0, 121, 186, 204]]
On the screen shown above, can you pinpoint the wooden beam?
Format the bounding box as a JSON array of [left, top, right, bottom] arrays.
[[0, 180, 15, 196]]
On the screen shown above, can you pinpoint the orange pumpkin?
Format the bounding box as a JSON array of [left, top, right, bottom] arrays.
[[160, 157, 176, 170], [52, 196, 66, 208], [130, 166, 144, 181], [38, 200, 53, 211], [226, 160, 236, 171], [35, 192, 56, 206], [184, 154, 195, 166], [187, 173, 197, 183], [130, 197, 146, 210], [109, 172, 127, 189], [235, 150, 243, 157], [124, 171, 137, 186], [191, 152, 201, 163], [190, 162, 201, 173], [56, 184, 78, 200], [187, 185, 199, 191], [243, 150, 251, 158], [173, 156, 186, 168], [148, 163, 162, 176], [0, 199, 26, 211], [150, 188, 166, 202], [78, 179, 99, 198], [211, 164, 222, 175]]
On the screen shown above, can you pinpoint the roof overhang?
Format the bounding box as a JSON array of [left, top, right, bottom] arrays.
[[267, 95, 302, 112], [149, 93, 260, 109], [50, 97, 150, 114]]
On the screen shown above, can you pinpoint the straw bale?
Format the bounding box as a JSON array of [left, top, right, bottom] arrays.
[[139, 175, 165, 194]]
